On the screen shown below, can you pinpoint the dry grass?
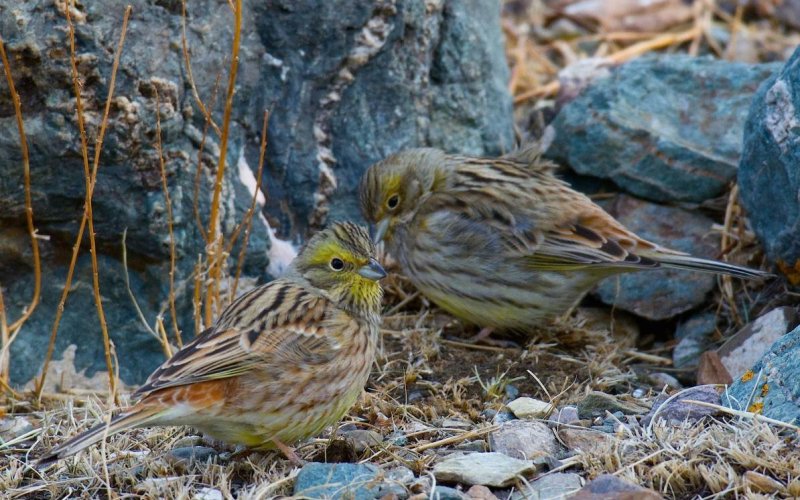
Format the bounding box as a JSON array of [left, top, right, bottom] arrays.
[[1, 0, 799, 498], [2, 311, 799, 497]]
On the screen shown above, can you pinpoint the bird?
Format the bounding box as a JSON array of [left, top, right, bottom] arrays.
[[38, 222, 386, 466], [359, 147, 770, 342]]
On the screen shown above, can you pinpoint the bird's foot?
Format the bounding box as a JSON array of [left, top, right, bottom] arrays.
[[466, 327, 520, 348], [272, 438, 306, 467]]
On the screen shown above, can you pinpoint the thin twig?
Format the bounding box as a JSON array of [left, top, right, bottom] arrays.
[[682, 399, 800, 432], [204, 0, 242, 326], [229, 110, 270, 300], [410, 425, 498, 453], [0, 34, 41, 335], [180, 0, 222, 137], [192, 255, 204, 336], [0, 287, 8, 387], [37, 2, 132, 400], [121, 230, 171, 358], [720, 184, 743, 327], [153, 85, 182, 348]]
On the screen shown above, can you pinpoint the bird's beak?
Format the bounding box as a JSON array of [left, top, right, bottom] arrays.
[[371, 218, 390, 244], [357, 258, 387, 281]]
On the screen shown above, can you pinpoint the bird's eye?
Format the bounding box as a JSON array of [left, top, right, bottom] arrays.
[[330, 258, 345, 271], [387, 194, 400, 209]]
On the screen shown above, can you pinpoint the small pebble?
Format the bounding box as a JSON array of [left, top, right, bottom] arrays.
[[466, 484, 498, 499], [492, 411, 517, 425], [385, 465, 415, 485], [431, 486, 470, 500], [548, 406, 580, 426], [195, 488, 224, 500], [388, 430, 408, 446], [504, 384, 520, 401], [342, 429, 383, 453]]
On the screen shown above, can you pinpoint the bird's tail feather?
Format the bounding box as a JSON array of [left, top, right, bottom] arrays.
[[654, 254, 772, 280], [36, 407, 162, 467]]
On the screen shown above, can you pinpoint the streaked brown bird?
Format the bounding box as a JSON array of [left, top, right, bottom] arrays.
[[39, 222, 386, 465], [359, 147, 769, 341]]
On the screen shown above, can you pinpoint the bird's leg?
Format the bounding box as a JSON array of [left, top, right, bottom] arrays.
[[470, 326, 495, 343], [466, 327, 520, 348], [272, 438, 305, 466]]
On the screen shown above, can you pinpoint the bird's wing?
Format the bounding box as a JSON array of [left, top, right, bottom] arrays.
[[524, 214, 662, 270], [134, 280, 340, 398], [427, 158, 665, 271]]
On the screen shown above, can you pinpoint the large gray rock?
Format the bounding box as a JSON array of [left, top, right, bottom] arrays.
[[594, 195, 720, 320], [253, 0, 514, 232], [7, 253, 169, 385], [0, 0, 513, 385], [547, 55, 779, 203], [723, 325, 800, 425], [739, 46, 800, 267]]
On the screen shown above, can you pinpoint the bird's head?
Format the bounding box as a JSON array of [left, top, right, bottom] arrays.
[[359, 148, 447, 245], [294, 222, 386, 317]]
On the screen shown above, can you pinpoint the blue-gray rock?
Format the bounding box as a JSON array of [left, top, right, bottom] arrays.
[[293, 463, 381, 500], [594, 195, 720, 320], [0, 0, 513, 385], [547, 55, 780, 203], [430, 486, 470, 500], [673, 312, 718, 369], [739, 46, 800, 267], [723, 325, 800, 425], [642, 385, 721, 427], [7, 253, 169, 385], [255, 0, 514, 231]]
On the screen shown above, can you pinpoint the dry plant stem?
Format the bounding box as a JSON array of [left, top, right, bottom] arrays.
[[607, 27, 701, 64], [153, 86, 183, 348], [622, 349, 672, 365], [121, 230, 172, 359], [229, 111, 269, 300], [513, 80, 560, 103], [204, 0, 242, 327], [0, 287, 8, 385], [35, 3, 132, 400], [0, 36, 41, 336], [681, 399, 800, 432], [156, 319, 173, 359], [411, 425, 498, 453], [181, 0, 222, 138], [720, 184, 743, 327], [512, 28, 702, 103], [193, 256, 204, 336]]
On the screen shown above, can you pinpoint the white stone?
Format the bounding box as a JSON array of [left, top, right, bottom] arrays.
[[433, 452, 536, 487], [719, 307, 794, 379], [507, 397, 554, 419]]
